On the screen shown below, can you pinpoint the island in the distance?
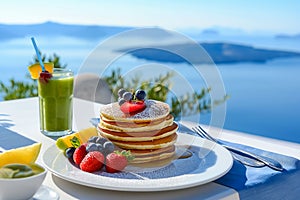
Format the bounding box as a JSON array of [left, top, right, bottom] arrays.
[[117, 43, 300, 64], [2, 21, 300, 64]]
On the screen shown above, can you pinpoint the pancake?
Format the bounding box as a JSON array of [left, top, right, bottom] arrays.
[[100, 100, 170, 122], [108, 133, 177, 150], [130, 151, 175, 164], [98, 99, 178, 164], [100, 114, 173, 128], [98, 122, 178, 141], [129, 145, 175, 156], [99, 114, 174, 132], [124, 145, 176, 164]]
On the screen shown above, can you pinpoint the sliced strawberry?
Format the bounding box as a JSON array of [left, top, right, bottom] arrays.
[[120, 101, 146, 115]]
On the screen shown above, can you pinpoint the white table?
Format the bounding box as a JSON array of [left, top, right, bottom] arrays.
[[1, 97, 300, 200]]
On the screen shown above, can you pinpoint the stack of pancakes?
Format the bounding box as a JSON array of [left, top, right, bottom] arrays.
[[97, 100, 178, 163]]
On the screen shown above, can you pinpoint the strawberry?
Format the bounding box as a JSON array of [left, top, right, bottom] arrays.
[[82, 142, 88, 147], [73, 144, 87, 165], [120, 101, 146, 115], [80, 151, 104, 173], [106, 150, 134, 173], [39, 71, 52, 84]]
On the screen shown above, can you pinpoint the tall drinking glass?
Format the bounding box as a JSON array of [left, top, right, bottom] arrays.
[[38, 68, 74, 137]]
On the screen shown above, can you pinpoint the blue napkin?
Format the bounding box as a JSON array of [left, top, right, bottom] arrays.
[[0, 126, 36, 151], [177, 123, 300, 200], [214, 140, 300, 200]]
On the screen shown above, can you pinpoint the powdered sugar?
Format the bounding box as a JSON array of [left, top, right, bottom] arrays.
[[100, 100, 170, 120]]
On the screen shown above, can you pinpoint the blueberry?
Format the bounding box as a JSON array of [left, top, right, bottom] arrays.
[[123, 92, 133, 101], [88, 136, 98, 143], [118, 97, 126, 106], [95, 137, 108, 145], [118, 88, 127, 98], [95, 143, 104, 152], [135, 89, 146, 100], [86, 143, 98, 152], [65, 147, 76, 159], [103, 141, 114, 154]]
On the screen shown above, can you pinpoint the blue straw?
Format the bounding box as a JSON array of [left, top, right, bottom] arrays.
[[31, 37, 45, 72]]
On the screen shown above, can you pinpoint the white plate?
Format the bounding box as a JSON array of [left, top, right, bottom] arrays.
[[43, 133, 233, 192]]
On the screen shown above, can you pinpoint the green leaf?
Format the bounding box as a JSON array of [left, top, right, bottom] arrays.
[[70, 136, 81, 148], [114, 150, 135, 161]]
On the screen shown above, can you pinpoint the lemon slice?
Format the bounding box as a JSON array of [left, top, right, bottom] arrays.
[[0, 143, 41, 167], [56, 127, 97, 151], [28, 62, 54, 79]]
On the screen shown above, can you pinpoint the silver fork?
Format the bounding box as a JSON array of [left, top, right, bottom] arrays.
[[192, 125, 284, 171]]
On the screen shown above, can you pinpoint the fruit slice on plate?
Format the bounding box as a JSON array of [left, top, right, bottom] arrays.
[[120, 101, 146, 115], [56, 127, 97, 151], [28, 62, 54, 79], [0, 143, 41, 167]]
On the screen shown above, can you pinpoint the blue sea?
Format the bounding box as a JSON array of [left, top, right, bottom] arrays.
[[1, 34, 300, 144]]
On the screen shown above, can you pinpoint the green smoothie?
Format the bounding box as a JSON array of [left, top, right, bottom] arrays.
[[38, 69, 73, 136]]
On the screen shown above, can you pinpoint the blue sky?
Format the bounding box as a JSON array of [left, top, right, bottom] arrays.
[[1, 0, 299, 34]]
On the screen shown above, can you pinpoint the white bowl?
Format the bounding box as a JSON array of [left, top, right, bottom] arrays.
[[0, 164, 47, 200]]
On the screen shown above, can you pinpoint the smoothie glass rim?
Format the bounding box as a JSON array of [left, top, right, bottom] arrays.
[[51, 68, 73, 79]]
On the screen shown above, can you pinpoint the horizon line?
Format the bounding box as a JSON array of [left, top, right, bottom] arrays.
[[0, 20, 298, 36]]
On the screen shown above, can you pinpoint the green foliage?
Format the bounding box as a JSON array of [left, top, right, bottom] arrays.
[[0, 79, 37, 100], [104, 69, 173, 102], [171, 88, 211, 119], [0, 53, 66, 100], [30, 52, 67, 69]]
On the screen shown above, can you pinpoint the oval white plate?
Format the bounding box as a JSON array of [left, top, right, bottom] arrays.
[[43, 133, 233, 192]]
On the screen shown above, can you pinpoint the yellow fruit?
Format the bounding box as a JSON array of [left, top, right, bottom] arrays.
[[56, 127, 97, 151], [0, 143, 41, 167], [28, 63, 54, 79], [76, 127, 98, 143]]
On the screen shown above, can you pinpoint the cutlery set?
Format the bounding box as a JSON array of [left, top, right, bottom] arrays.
[[191, 125, 283, 171]]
